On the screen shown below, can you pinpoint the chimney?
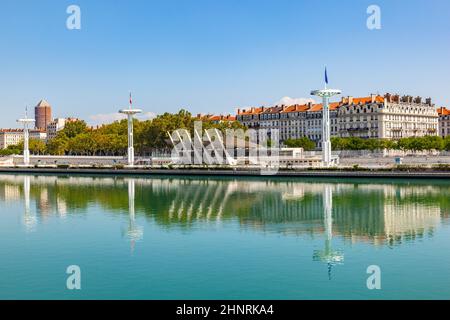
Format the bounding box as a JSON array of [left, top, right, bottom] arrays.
[[371, 94, 376, 103], [237, 109, 241, 115], [348, 96, 354, 105]]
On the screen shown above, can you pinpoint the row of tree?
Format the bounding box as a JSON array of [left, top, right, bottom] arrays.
[[282, 136, 450, 152], [331, 136, 450, 151], [2, 113, 450, 156], [0, 110, 245, 156]]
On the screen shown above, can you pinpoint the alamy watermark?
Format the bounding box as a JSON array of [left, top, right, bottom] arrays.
[[66, 265, 81, 290], [367, 5, 381, 30], [66, 5, 81, 30], [169, 121, 280, 175], [366, 265, 382, 290]]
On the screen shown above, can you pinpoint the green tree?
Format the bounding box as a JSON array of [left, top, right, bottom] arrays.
[[284, 137, 316, 150], [29, 139, 47, 154], [63, 120, 88, 139], [445, 136, 450, 151], [47, 135, 69, 155]]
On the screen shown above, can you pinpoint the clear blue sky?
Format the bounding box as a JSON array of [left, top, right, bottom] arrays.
[[1, 0, 449, 127]]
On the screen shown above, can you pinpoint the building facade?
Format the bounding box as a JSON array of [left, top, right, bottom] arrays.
[[338, 94, 438, 139], [46, 117, 78, 140], [35, 99, 52, 131], [0, 129, 47, 150], [438, 107, 450, 138], [236, 93, 439, 147], [30, 130, 47, 141], [0, 129, 24, 149]]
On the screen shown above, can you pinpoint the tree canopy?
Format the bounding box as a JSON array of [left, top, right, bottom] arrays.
[[1, 110, 245, 156]]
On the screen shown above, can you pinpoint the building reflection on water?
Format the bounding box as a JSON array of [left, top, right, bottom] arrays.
[[1, 175, 449, 253]]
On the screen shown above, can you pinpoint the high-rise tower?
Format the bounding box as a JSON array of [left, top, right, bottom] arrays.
[[35, 99, 52, 130]]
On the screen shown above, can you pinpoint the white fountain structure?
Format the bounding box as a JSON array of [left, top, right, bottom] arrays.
[[311, 68, 341, 167], [119, 94, 142, 167], [17, 108, 35, 166]]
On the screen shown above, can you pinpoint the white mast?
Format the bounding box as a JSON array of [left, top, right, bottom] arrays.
[[119, 93, 142, 166], [17, 107, 36, 166], [311, 68, 341, 167]]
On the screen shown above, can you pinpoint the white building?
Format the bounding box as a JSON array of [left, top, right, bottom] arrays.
[[30, 130, 47, 141], [0, 129, 23, 149], [236, 93, 440, 147], [338, 94, 438, 139], [0, 129, 47, 150], [46, 117, 78, 140]]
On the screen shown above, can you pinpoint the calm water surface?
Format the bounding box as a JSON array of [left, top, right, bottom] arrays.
[[0, 174, 449, 300]]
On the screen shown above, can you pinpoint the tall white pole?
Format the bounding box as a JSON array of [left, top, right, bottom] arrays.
[[127, 114, 134, 166], [23, 122, 30, 165], [17, 109, 35, 167], [311, 69, 341, 167], [322, 96, 331, 166], [119, 94, 142, 167]]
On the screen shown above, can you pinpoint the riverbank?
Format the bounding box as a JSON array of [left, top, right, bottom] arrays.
[[1, 166, 450, 179]]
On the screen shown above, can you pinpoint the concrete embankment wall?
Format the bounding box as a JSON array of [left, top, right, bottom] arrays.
[[1, 167, 450, 179], [11, 155, 126, 166]]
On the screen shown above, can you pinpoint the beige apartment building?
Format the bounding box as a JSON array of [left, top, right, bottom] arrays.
[[338, 94, 438, 139], [236, 93, 439, 147], [0, 129, 47, 150], [0, 129, 24, 149]]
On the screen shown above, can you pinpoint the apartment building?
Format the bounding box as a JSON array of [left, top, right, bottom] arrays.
[[438, 107, 450, 137], [236, 93, 439, 147], [0, 129, 24, 149], [46, 117, 79, 140], [339, 94, 438, 139]]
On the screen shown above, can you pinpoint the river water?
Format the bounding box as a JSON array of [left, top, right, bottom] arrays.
[[0, 174, 449, 299]]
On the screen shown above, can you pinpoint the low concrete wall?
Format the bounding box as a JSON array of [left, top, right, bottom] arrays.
[[12, 155, 126, 166], [1, 167, 450, 179]]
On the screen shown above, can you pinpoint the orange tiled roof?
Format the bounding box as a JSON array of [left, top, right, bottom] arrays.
[[348, 96, 385, 104], [438, 107, 450, 116], [237, 95, 389, 116], [238, 107, 265, 115], [197, 114, 236, 121], [280, 104, 310, 113]]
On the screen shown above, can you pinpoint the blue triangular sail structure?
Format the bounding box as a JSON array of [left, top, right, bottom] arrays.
[[325, 67, 329, 86]]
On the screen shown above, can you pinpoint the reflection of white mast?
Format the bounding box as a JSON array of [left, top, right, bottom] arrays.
[[23, 176, 37, 232], [126, 179, 143, 248], [313, 185, 344, 280]]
